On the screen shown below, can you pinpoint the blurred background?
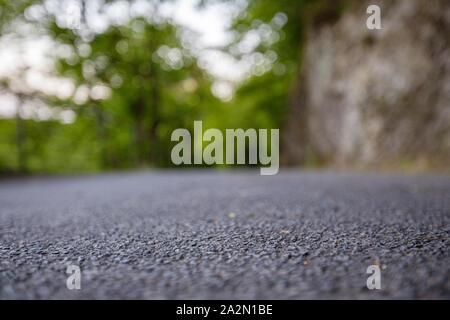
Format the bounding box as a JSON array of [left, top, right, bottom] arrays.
[[0, 0, 448, 176]]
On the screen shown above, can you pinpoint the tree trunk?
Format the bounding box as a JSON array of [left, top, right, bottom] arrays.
[[92, 104, 108, 168], [15, 104, 26, 173], [149, 75, 160, 166]]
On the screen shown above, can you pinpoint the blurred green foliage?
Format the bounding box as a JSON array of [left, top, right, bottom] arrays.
[[0, 0, 346, 174]]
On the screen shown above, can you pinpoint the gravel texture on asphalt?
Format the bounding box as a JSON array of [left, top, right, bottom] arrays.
[[0, 170, 449, 299]]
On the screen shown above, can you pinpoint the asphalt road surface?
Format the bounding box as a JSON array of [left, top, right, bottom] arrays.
[[0, 170, 449, 299]]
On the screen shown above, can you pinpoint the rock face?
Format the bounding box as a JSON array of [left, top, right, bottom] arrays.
[[282, 0, 450, 170]]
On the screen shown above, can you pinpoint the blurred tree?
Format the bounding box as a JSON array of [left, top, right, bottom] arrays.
[[0, 0, 39, 173], [0, 0, 350, 174], [222, 0, 349, 165], [0, 0, 219, 172]]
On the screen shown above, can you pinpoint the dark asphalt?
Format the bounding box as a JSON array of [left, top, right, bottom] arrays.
[[0, 170, 449, 299]]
